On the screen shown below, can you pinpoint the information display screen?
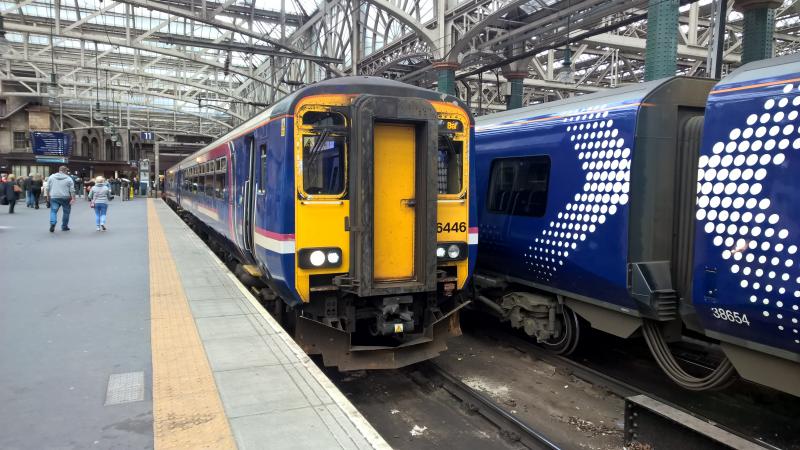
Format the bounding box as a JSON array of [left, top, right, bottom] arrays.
[[31, 132, 72, 157]]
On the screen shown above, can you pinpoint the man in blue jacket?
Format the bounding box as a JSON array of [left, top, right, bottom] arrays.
[[45, 166, 76, 232]]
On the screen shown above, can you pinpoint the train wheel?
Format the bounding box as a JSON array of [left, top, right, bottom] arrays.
[[540, 307, 582, 356]]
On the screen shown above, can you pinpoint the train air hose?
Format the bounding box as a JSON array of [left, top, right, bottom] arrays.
[[642, 320, 737, 391]]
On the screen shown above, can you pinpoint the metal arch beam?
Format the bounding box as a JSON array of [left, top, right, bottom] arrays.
[[446, 0, 539, 63], [2, 73, 246, 121], [363, 0, 437, 55], [112, 0, 346, 76], [2, 53, 249, 104], [4, 21, 273, 86], [372, 51, 433, 75], [5, 91, 234, 129]]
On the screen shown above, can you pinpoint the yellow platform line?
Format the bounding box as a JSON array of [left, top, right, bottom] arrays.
[[147, 199, 237, 450]]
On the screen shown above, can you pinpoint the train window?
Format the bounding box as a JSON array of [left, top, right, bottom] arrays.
[[438, 136, 463, 194], [487, 156, 551, 217], [259, 144, 267, 194], [205, 175, 214, 196], [302, 133, 345, 196], [197, 175, 204, 194], [302, 111, 345, 127], [216, 170, 226, 199]]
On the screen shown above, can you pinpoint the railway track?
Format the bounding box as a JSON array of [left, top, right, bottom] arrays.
[[420, 362, 561, 450], [469, 322, 792, 450]]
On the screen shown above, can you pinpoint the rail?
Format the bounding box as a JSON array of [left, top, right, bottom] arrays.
[[423, 361, 561, 450]]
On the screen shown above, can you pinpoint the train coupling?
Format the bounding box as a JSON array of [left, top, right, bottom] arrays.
[[372, 295, 415, 336]]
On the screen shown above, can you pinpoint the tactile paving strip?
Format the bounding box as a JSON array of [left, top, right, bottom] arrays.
[[147, 199, 236, 450]]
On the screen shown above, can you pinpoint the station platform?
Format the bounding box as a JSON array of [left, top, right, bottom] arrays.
[[0, 197, 388, 450]]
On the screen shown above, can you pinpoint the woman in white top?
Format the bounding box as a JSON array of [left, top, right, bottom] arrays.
[[88, 176, 113, 231]]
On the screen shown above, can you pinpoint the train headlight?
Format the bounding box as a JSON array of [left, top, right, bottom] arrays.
[[447, 244, 460, 259], [436, 243, 467, 261], [299, 247, 343, 269], [327, 251, 340, 264], [309, 250, 326, 267]]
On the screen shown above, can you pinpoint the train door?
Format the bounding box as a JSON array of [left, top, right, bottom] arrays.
[[373, 123, 416, 280], [243, 135, 256, 255], [233, 135, 256, 260], [345, 94, 438, 298]]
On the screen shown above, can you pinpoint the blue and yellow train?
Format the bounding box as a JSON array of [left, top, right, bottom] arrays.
[[164, 77, 477, 370], [473, 54, 800, 396]]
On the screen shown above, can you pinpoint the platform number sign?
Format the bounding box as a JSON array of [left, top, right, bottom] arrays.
[[141, 131, 155, 142]]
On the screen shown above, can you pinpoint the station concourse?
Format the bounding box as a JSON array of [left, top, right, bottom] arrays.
[[0, 197, 388, 450]]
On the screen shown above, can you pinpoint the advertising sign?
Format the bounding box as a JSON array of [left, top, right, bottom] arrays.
[[31, 132, 72, 158]]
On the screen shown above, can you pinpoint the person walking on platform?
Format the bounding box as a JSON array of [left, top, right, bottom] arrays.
[[23, 175, 34, 208], [89, 176, 112, 232], [4, 174, 20, 214], [30, 174, 43, 209], [120, 178, 130, 202], [73, 176, 83, 199], [46, 166, 76, 232]]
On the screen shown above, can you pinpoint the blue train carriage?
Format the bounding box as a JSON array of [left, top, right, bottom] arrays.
[[691, 54, 800, 396], [164, 76, 477, 370], [473, 57, 800, 396]]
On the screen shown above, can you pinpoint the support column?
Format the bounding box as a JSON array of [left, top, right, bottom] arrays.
[[736, 0, 781, 64], [644, 0, 678, 81], [433, 61, 459, 96], [504, 72, 526, 110]]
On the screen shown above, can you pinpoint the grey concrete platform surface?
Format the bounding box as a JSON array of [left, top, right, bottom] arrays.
[[0, 196, 389, 450], [0, 197, 153, 450], [154, 201, 389, 450]]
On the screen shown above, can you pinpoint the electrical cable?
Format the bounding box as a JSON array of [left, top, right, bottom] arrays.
[[642, 320, 737, 391]]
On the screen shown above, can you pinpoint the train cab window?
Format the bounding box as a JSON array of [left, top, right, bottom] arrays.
[[302, 111, 345, 127], [487, 156, 551, 217], [438, 136, 463, 194], [302, 133, 345, 196]]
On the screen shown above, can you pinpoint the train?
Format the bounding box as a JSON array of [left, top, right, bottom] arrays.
[[472, 53, 800, 397], [164, 77, 477, 370]]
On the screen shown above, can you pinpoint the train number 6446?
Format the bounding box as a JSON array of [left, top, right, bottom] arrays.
[[437, 222, 467, 233], [710, 307, 750, 326]]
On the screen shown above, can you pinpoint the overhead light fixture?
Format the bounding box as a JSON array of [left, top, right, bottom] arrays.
[[555, 46, 574, 83], [47, 73, 59, 104]]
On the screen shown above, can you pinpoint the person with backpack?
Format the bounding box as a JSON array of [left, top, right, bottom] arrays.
[[89, 176, 113, 231]]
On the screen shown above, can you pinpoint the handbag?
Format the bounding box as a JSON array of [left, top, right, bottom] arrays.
[[13, 184, 21, 193]]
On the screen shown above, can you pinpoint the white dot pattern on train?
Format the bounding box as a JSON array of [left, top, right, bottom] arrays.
[[696, 82, 800, 343], [526, 105, 631, 281]]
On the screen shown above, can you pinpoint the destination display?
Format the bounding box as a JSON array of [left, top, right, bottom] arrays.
[[31, 132, 72, 157]]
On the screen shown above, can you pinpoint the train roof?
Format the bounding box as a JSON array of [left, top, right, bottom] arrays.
[[172, 76, 469, 170], [713, 52, 800, 89], [475, 78, 672, 129]]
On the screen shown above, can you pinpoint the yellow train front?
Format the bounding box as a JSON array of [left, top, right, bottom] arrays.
[[166, 77, 475, 370]]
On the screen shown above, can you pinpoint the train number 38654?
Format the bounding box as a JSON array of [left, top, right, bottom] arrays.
[[437, 222, 467, 233], [710, 307, 750, 326]]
